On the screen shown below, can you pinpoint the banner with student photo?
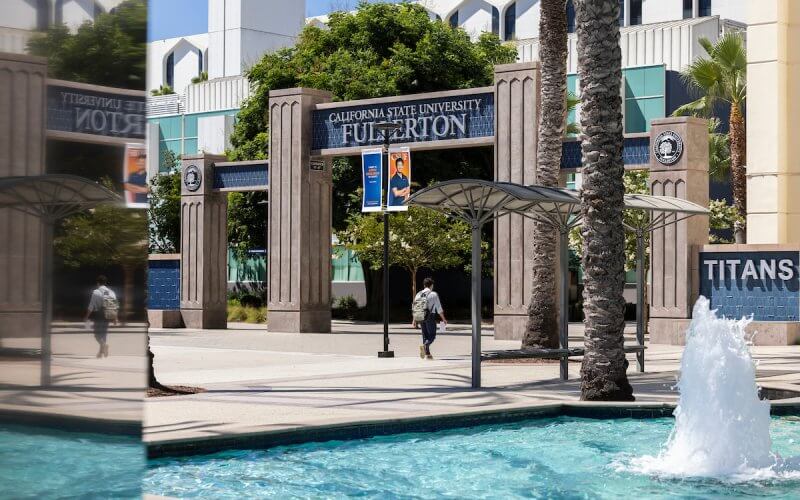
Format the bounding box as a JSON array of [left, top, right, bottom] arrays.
[[122, 143, 148, 208], [361, 148, 383, 212], [386, 147, 410, 211]]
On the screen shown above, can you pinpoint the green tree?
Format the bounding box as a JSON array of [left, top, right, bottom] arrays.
[[227, 191, 268, 260], [524, 0, 569, 350], [340, 206, 475, 300], [27, 0, 146, 90], [672, 33, 746, 242], [575, 0, 634, 401], [709, 198, 743, 244], [708, 117, 731, 182], [148, 150, 181, 253]]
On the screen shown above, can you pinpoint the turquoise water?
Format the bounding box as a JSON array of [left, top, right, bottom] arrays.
[[0, 424, 144, 499], [145, 416, 800, 499]]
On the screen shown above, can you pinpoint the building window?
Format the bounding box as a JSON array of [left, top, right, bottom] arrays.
[[36, 0, 50, 30], [683, 0, 693, 19], [449, 11, 458, 28], [699, 0, 712, 17], [566, 1, 576, 33], [492, 7, 499, 35], [630, 0, 642, 25], [618, 0, 625, 26], [165, 52, 174, 88], [198, 49, 203, 74], [504, 2, 516, 41]]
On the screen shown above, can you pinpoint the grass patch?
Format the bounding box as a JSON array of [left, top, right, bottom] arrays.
[[227, 301, 267, 324]]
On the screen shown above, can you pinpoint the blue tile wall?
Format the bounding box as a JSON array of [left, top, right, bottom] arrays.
[[213, 163, 268, 190], [148, 259, 180, 310], [312, 92, 494, 151], [699, 251, 800, 322], [561, 136, 651, 169]]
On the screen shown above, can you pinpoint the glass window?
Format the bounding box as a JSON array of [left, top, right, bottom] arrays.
[[630, 0, 642, 25], [699, 0, 711, 17], [619, 0, 625, 26], [197, 49, 203, 74], [683, 0, 693, 19], [492, 7, 499, 35], [566, 1, 576, 33], [165, 52, 174, 88], [504, 2, 516, 41], [449, 11, 458, 28]]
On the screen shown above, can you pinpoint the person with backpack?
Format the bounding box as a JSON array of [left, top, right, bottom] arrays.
[[84, 275, 119, 358], [412, 277, 447, 359]]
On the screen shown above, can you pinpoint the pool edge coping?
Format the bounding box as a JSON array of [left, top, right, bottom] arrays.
[[145, 400, 800, 459]]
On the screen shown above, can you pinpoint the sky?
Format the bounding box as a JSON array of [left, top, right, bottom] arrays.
[[149, 0, 399, 41]]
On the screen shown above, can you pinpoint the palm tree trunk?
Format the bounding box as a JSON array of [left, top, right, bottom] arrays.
[[729, 103, 747, 243], [575, 0, 634, 401], [523, 0, 567, 350]]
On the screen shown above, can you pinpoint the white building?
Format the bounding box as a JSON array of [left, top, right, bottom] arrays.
[[0, 0, 126, 54], [147, 0, 305, 96]]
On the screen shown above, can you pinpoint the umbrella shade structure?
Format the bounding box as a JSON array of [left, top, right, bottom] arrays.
[[407, 179, 709, 387], [622, 193, 708, 372], [0, 175, 121, 386]]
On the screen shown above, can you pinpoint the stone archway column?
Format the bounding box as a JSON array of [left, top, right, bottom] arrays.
[[180, 153, 228, 329], [267, 88, 333, 333], [648, 117, 709, 343], [493, 62, 540, 340]]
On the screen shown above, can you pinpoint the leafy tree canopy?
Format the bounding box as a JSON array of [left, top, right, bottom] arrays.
[[339, 206, 478, 297], [27, 0, 146, 90], [148, 151, 182, 253], [229, 2, 517, 159]]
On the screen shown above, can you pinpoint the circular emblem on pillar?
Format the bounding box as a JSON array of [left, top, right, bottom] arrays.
[[653, 130, 684, 166], [184, 164, 202, 191]]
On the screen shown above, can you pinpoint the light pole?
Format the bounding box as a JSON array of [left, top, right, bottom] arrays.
[[374, 121, 402, 358]]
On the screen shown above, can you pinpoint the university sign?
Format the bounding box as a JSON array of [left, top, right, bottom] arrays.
[[311, 89, 494, 153], [699, 250, 800, 322], [46, 80, 146, 145]]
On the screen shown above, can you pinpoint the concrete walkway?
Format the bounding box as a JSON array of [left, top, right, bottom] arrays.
[[145, 320, 800, 444]]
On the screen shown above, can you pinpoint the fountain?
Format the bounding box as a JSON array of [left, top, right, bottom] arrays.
[[629, 297, 798, 480]]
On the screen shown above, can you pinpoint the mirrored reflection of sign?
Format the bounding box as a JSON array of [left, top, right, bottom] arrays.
[[184, 164, 202, 192], [387, 147, 410, 212], [47, 83, 146, 141], [123, 143, 148, 208], [361, 149, 383, 213], [653, 130, 683, 165], [699, 251, 800, 321], [313, 92, 494, 151]]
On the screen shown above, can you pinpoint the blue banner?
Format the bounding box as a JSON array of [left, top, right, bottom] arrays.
[[361, 149, 383, 213]]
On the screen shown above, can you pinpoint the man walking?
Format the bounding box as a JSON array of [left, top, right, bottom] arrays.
[[84, 275, 118, 358], [412, 277, 447, 359]]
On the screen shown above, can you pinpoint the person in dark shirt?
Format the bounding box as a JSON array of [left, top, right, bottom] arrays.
[[388, 156, 410, 207]]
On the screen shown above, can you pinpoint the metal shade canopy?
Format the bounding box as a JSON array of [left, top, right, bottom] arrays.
[[0, 175, 122, 386], [407, 179, 709, 388]]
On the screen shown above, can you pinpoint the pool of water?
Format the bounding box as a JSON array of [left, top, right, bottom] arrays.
[[0, 424, 144, 499], [145, 415, 800, 499]]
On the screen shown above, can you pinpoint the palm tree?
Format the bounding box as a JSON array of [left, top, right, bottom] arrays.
[[523, 0, 568, 350], [673, 33, 746, 242], [574, 0, 634, 401]]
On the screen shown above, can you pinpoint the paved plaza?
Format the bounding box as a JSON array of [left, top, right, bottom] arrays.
[[144, 320, 800, 444]]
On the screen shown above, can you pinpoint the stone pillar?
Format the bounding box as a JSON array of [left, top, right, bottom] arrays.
[[648, 117, 709, 343], [746, 1, 800, 244], [180, 153, 228, 329], [0, 53, 47, 338], [267, 88, 333, 333], [493, 62, 539, 340]]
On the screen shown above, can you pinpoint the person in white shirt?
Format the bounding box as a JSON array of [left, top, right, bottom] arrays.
[[413, 277, 447, 359], [83, 275, 117, 358]]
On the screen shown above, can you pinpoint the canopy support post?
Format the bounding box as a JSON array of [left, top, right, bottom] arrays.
[[40, 220, 54, 387], [471, 221, 482, 389], [559, 229, 569, 381], [635, 230, 646, 372]]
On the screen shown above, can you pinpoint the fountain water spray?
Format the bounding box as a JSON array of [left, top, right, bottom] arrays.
[[631, 296, 779, 478]]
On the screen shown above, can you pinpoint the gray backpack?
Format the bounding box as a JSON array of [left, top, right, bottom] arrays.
[[102, 289, 119, 321], [412, 290, 429, 322]]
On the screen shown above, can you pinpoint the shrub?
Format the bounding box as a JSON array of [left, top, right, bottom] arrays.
[[246, 307, 267, 324], [227, 304, 247, 322], [333, 295, 359, 320]]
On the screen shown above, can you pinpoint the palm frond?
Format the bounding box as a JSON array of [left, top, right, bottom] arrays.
[[698, 36, 715, 57], [672, 96, 712, 117]]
